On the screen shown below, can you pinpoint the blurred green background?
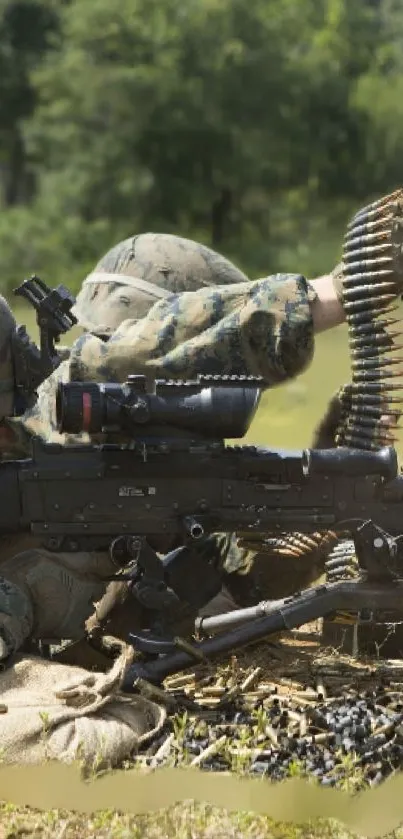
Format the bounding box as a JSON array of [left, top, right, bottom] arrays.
[[2, 0, 403, 452]]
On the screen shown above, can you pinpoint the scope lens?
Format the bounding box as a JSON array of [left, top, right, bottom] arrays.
[[56, 382, 103, 434]]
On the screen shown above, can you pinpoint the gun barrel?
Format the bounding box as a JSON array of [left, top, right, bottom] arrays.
[[302, 445, 398, 481]]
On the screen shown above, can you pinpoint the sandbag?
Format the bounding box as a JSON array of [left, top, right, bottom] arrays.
[[0, 645, 166, 768]]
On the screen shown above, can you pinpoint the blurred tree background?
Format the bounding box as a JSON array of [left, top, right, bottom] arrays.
[[0, 0, 402, 295]]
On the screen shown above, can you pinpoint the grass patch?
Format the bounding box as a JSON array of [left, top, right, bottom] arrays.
[[0, 800, 376, 839]]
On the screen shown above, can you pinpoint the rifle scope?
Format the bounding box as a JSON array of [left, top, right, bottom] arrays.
[[56, 375, 262, 439]]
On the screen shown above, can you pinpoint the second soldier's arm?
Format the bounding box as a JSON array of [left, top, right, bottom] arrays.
[[14, 270, 339, 443], [69, 273, 330, 387]]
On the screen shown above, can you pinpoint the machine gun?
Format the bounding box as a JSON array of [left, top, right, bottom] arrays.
[[2, 374, 403, 687]]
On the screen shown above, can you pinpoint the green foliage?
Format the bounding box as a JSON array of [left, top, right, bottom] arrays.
[[0, 0, 59, 206], [0, 0, 402, 294]]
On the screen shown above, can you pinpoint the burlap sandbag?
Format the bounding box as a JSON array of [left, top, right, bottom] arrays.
[[0, 646, 166, 768]]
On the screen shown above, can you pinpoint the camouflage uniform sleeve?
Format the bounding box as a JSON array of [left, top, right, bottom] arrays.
[[69, 274, 316, 385]]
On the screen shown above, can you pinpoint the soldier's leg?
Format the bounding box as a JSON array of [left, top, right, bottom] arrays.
[[0, 547, 120, 659]]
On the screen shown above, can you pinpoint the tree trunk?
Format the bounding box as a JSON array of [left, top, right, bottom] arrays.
[[211, 187, 232, 247], [3, 129, 26, 207]]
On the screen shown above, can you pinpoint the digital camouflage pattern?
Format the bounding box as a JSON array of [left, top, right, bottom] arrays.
[[69, 272, 316, 385], [73, 232, 249, 335]]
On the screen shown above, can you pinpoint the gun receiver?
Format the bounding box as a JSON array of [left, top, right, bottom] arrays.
[[2, 423, 399, 544]]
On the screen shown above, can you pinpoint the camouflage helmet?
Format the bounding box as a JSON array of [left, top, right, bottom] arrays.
[[0, 295, 16, 421], [72, 233, 248, 336]]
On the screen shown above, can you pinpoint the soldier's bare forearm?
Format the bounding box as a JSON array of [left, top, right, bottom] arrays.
[[309, 273, 345, 334]]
